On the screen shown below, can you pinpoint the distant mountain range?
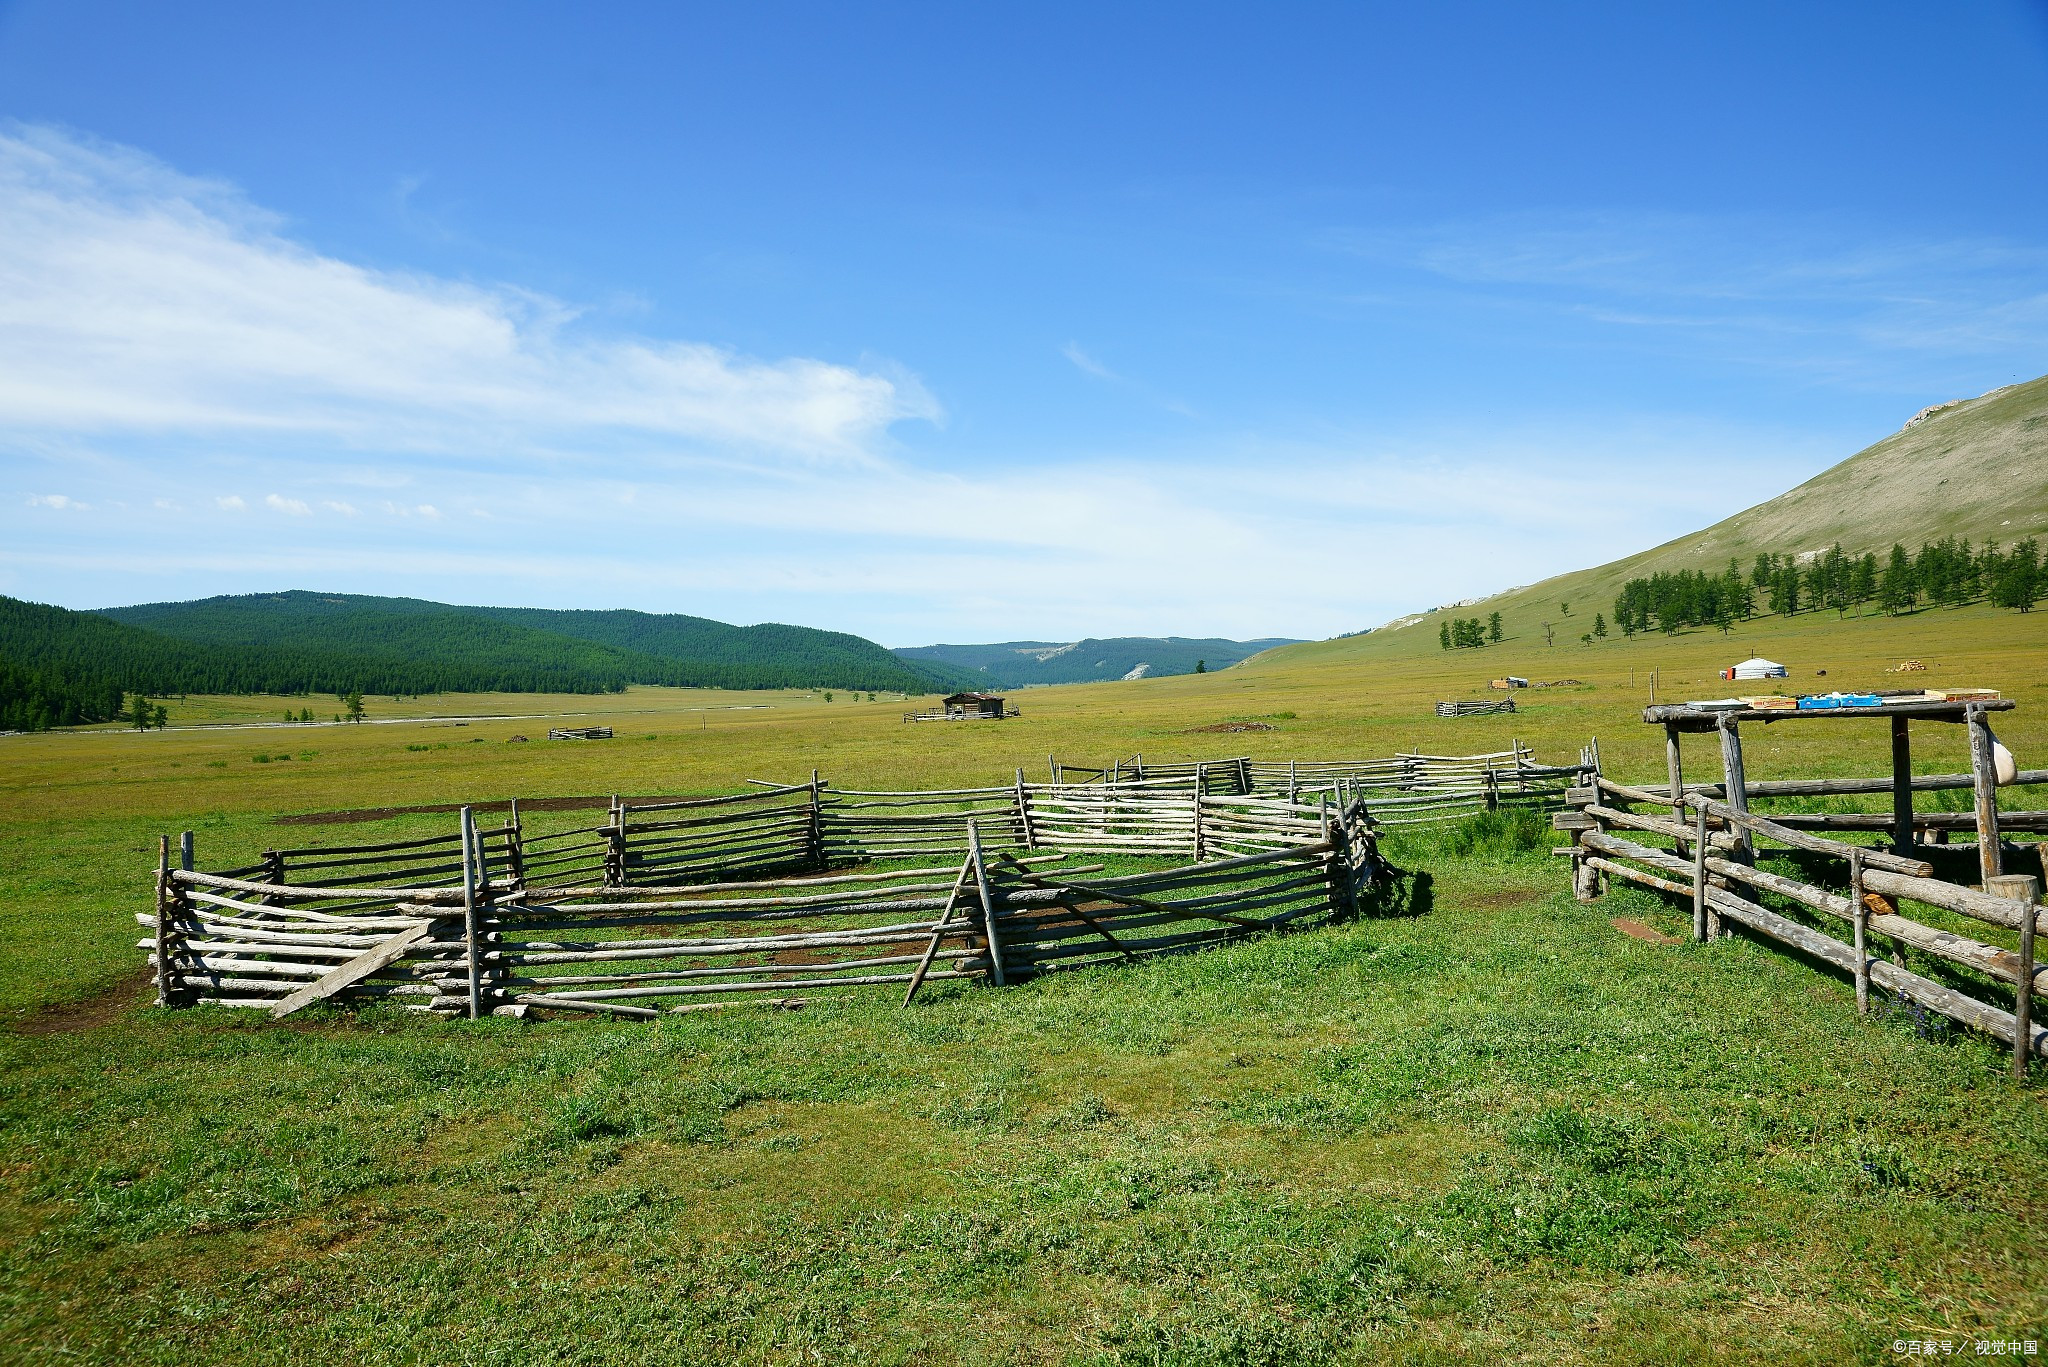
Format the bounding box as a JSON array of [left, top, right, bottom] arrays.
[[894, 637, 1299, 689]]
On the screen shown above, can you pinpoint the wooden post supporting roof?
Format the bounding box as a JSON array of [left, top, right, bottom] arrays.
[[1715, 716, 1754, 865], [1968, 705, 2004, 884], [1665, 722, 1689, 860]]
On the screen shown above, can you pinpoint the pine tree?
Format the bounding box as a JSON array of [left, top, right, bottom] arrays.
[[1879, 544, 1915, 615], [1487, 612, 1502, 644]]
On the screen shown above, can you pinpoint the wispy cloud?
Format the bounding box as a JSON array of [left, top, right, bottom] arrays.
[[1060, 341, 1201, 419], [1060, 341, 1120, 382], [1328, 210, 2048, 374], [25, 493, 87, 510], [214, 495, 246, 511], [0, 125, 938, 463], [265, 493, 310, 516]]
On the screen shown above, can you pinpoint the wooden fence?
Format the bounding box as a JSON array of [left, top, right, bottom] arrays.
[[143, 779, 1380, 1023], [1436, 699, 1516, 718], [1046, 744, 1589, 827], [1558, 766, 2048, 1075]]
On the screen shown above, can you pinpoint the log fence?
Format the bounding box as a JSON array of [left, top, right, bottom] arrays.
[[142, 774, 1381, 1023], [1558, 698, 2048, 1078]]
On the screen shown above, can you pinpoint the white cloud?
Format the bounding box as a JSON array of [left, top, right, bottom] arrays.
[[25, 492, 86, 510], [265, 493, 310, 515], [215, 494, 246, 511], [416, 504, 442, 519], [0, 125, 937, 462], [1061, 342, 1119, 382], [321, 500, 358, 516]]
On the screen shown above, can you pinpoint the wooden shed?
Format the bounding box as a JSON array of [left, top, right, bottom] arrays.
[[944, 692, 1009, 719]]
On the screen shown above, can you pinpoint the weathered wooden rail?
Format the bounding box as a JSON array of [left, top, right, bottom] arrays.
[[1557, 699, 2047, 1078]]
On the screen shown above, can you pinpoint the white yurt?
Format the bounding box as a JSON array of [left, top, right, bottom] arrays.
[[1727, 657, 1788, 680]]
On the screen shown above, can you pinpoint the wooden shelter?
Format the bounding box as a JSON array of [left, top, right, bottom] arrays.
[[946, 692, 1008, 718], [1643, 695, 2017, 880], [1556, 692, 2045, 1077], [905, 693, 1017, 722]]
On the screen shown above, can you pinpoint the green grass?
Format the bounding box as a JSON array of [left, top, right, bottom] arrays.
[[6, 605, 2048, 1362]]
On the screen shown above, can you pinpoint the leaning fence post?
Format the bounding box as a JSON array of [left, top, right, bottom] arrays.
[[460, 806, 482, 1021], [1849, 848, 1870, 1015], [1987, 871, 2039, 1083], [966, 820, 1006, 987], [1015, 768, 1037, 850]]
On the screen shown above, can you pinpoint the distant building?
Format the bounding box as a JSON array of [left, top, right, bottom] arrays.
[[1723, 657, 1789, 680], [943, 692, 1009, 719]]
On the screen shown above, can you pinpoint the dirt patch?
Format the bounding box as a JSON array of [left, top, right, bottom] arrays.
[[10, 967, 153, 1036], [1611, 917, 1682, 945], [1181, 721, 1277, 734]]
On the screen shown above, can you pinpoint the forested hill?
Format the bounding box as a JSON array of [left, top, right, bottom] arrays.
[[470, 606, 981, 691], [0, 590, 963, 728], [895, 636, 1300, 688], [99, 592, 959, 694]]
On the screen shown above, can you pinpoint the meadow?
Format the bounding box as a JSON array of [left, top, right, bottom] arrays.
[[4, 602, 2047, 1363]]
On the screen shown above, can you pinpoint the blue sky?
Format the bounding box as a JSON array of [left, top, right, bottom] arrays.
[[3, 2, 2046, 645]]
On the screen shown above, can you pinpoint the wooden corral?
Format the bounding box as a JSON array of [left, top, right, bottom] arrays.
[[547, 726, 613, 740], [144, 774, 1379, 1023], [1558, 696, 2046, 1076], [1050, 743, 1586, 826], [1437, 699, 1516, 718]]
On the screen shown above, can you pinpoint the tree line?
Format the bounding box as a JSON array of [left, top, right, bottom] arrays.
[[1611, 537, 2041, 637], [1439, 613, 1503, 649], [0, 591, 953, 729]]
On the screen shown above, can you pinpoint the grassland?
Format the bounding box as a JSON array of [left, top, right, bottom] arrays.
[[4, 602, 2048, 1363]]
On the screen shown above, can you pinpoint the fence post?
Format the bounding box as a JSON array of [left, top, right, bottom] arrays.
[[1288, 759, 1298, 803], [604, 796, 625, 887], [1987, 872, 2038, 1083], [1968, 705, 2004, 883], [1191, 783, 1206, 861], [460, 806, 482, 1021], [967, 820, 1006, 987], [808, 769, 826, 870], [1691, 802, 1710, 942], [1015, 768, 1037, 851], [154, 836, 175, 1007], [505, 797, 526, 891], [1850, 848, 1870, 1015]]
